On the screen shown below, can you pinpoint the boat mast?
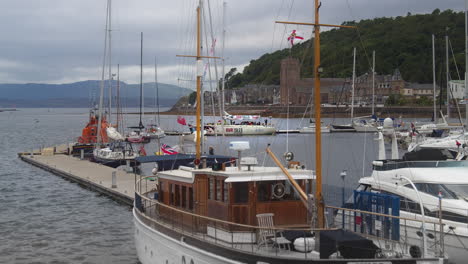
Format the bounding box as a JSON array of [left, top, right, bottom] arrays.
[[221, 1, 226, 117], [116, 64, 121, 132], [432, 34, 437, 123], [97, 0, 110, 145], [446, 33, 450, 118], [155, 57, 160, 126], [276, 1, 355, 229], [465, 0, 468, 127], [139, 32, 144, 129], [108, 0, 113, 124], [351, 47, 356, 120], [312, 0, 324, 228], [195, 3, 202, 159], [372, 50, 375, 116]]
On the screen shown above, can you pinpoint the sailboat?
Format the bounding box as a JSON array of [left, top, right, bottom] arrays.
[[132, 1, 443, 263], [127, 32, 150, 144], [143, 58, 166, 139], [331, 47, 357, 133]]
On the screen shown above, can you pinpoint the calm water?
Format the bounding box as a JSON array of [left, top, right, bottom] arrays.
[[0, 108, 430, 263]]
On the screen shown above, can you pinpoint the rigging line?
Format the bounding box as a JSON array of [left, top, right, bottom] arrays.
[[449, 39, 461, 80], [345, 0, 372, 71]]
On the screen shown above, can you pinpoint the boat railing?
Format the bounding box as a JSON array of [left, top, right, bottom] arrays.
[[326, 205, 446, 259], [135, 176, 445, 260]]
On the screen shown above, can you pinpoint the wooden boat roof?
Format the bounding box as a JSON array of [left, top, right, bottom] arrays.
[[157, 166, 314, 183]]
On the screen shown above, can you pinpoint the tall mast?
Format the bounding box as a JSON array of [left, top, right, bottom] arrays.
[[155, 57, 160, 126], [195, 3, 202, 159], [312, 0, 324, 228], [108, 0, 112, 124], [372, 50, 375, 116], [97, 0, 110, 145], [351, 47, 356, 120], [139, 32, 144, 129], [432, 34, 437, 123], [446, 33, 450, 118], [221, 1, 226, 116], [465, 0, 468, 127], [116, 64, 121, 131], [276, 1, 355, 229]]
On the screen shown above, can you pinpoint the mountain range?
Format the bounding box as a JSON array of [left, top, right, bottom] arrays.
[[0, 80, 192, 107]]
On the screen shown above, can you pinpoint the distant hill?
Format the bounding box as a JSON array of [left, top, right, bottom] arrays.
[[226, 9, 465, 88], [0, 80, 191, 107]]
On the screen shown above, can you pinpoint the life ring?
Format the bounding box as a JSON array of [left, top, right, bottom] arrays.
[[272, 183, 286, 199]]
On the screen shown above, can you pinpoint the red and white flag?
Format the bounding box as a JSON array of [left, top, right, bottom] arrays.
[[177, 116, 187, 126], [287, 30, 304, 46], [161, 144, 179, 155]]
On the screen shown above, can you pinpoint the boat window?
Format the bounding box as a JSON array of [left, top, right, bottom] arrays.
[[257, 181, 300, 202], [175, 185, 180, 207], [182, 186, 187, 208], [233, 182, 249, 203], [379, 190, 424, 214], [159, 181, 164, 203], [426, 210, 468, 223], [442, 184, 468, 200], [208, 178, 214, 200], [405, 183, 456, 199], [216, 179, 222, 201], [169, 183, 174, 205], [223, 182, 229, 203], [188, 187, 194, 210]]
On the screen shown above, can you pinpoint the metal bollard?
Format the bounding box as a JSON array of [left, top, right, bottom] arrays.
[[126, 160, 130, 171], [111, 171, 117, 188], [80, 149, 84, 160], [30, 150, 34, 158]]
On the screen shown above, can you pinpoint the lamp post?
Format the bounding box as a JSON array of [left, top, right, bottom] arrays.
[[340, 170, 347, 228]]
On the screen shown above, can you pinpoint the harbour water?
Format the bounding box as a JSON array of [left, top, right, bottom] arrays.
[[0, 108, 437, 263]]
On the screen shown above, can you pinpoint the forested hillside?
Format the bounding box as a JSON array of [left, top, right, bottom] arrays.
[[226, 9, 465, 88]]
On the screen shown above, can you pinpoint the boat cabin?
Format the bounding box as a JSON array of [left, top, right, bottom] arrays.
[[156, 164, 314, 227]]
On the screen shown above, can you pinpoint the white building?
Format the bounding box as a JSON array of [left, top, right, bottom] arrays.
[[449, 80, 466, 100]]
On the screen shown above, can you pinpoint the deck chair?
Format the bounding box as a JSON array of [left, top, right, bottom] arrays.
[[256, 213, 291, 251]]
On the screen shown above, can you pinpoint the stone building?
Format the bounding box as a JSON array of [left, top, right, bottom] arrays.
[[280, 57, 349, 105]]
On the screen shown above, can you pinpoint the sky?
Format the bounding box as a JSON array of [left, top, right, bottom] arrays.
[[0, 0, 466, 88]]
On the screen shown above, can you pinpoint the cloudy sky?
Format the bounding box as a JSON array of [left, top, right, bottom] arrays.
[[0, 0, 465, 87]]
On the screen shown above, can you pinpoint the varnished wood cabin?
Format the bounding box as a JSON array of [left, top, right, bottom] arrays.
[[156, 163, 314, 227]]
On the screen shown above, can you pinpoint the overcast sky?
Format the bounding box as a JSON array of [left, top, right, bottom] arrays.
[[0, 0, 465, 87]]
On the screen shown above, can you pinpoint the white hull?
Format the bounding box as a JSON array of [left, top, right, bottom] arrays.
[[299, 126, 330, 133], [206, 125, 276, 136], [338, 211, 466, 263], [133, 208, 242, 264], [353, 125, 378, 132]]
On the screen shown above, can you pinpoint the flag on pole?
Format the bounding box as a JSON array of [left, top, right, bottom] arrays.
[[161, 144, 179, 155], [177, 116, 187, 126], [287, 30, 304, 46]]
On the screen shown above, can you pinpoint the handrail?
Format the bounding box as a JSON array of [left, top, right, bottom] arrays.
[[326, 205, 442, 225]]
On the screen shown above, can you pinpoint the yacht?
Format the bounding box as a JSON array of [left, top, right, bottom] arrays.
[[341, 122, 467, 263], [93, 141, 139, 168]]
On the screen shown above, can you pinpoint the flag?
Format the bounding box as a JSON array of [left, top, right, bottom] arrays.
[[456, 140, 461, 147], [177, 116, 187, 126], [161, 144, 179, 155], [287, 30, 304, 46]]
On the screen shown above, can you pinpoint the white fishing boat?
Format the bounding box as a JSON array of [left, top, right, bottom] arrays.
[[93, 141, 139, 168]]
